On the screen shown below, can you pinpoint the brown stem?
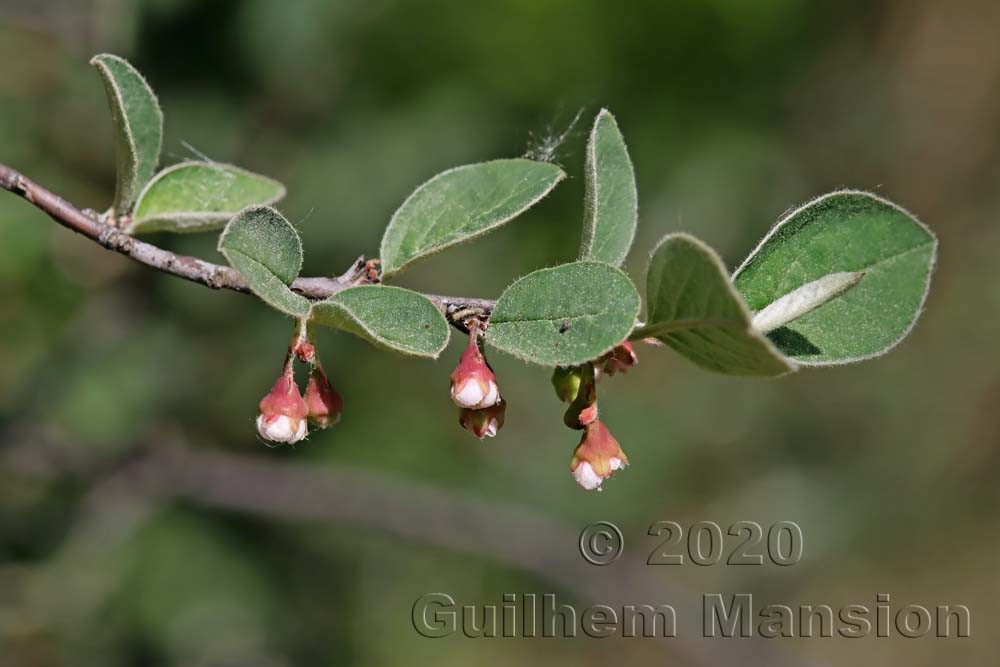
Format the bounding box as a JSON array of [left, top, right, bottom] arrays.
[[0, 161, 495, 331]]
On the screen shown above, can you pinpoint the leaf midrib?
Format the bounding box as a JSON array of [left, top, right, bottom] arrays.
[[491, 308, 617, 325]]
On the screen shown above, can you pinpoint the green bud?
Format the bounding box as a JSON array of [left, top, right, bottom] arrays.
[[551, 366, 582, 403], [563, 363, 597, 430]]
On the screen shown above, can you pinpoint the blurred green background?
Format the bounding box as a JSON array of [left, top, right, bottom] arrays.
[[1, 1, 997, 665]]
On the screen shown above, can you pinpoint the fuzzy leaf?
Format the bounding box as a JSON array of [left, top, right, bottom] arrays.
[[311, 286, 449, 358], [218, 206, 310, 317], [129, 162, 286, 234], [485, 262, 640, 367], [733, 191, 937, 364], [379, 159, 565, 278], [634, 234, 794, 377], [91, 54, 163, 214], [579, 109, 638, 266]]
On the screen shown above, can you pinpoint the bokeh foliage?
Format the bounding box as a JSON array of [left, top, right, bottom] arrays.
[[1, 1, 997, 665]]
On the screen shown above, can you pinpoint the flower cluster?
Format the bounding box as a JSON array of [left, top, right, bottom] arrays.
[[256, 324, 342, 445], [255, 316, 638, 491], [553, 342, 638, 491], [440, 315, 638, 489], [450, 320, 506, 439]]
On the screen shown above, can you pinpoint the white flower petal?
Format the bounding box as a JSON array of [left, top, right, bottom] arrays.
[[258, 414, 305, 443], [480, 381, 500, 408], [572, 462, 603, 490], [452, 380, 485, 408]]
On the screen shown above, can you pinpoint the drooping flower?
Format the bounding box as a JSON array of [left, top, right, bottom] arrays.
[[601, 341, 638, 376], [450, 323, 501, 410], [257, 371, 309, 444], [570, 420, 628, 491], [459, 399, 506, 439], [304, 367, 343, 429]]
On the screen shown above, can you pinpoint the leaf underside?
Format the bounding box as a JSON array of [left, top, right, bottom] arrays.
[[310, 286, 449, 358], [91, 54, 163, 215], [579, 109, 638, 267], [637, 234, 794, 377], [379, 159, 565, 278], [486, 262, 640, 367], [130, 162, 286, 234], [218, 206, 309, 317], [733, 191, 937, 364], [751, 271, 864, 334]]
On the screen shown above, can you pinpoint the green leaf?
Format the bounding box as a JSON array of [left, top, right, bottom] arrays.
[[91, 54, 163, 215], [485, 262, 640, 367], [733, 191, 937, 364], [579, 109, 638, 266], [218, 206, 310, 317], [311, 286, 449, 358], [634, 234, 794, 377], [379, 159, 565, 278], [128, 162, 286, 234]]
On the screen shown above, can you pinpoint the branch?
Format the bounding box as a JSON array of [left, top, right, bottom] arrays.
[[0, 162, 495, 329]]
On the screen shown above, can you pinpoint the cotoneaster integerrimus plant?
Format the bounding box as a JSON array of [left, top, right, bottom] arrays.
[[0, 55, 938, 491]]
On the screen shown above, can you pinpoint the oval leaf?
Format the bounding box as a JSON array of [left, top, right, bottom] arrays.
[[218, 206, 309, 317], [91, 54, 163, 215], [379, 159, 565, 278], [634, 234, 794, 377], [579, 109, 638, 266], [486, 262, 640, 366], [129, 162, 286, 234], [733, 191, 937, 364], [311, 286, 449, 358]]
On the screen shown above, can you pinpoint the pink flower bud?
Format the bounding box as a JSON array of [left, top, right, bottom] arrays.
[[304, 368, 343, 429], [570, 420, 628, 491], [450, 328, 501, 410], [294, 341, 316, 364], [458, 400, 506, 439], [601, 341, 638, 376], [256, 373, 309, 444]]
